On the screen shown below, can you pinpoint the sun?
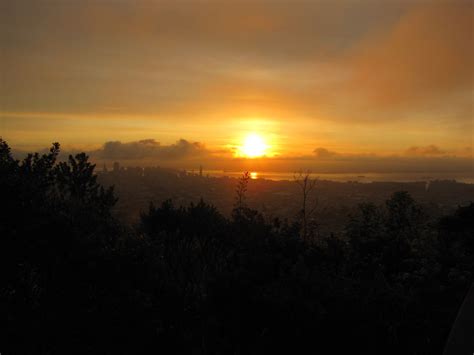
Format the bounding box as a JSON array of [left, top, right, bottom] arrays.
[[240, 133, 268, 158]]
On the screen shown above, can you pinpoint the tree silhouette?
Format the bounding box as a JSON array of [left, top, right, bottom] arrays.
[[294, 170, 318, 241], [233, 171, 250, 213]]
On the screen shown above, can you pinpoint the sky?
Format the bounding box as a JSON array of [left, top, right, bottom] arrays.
[[1, 0, 473, 173]]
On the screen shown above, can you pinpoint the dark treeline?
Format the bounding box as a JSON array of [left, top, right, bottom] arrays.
[[1, 140, 473, 354]]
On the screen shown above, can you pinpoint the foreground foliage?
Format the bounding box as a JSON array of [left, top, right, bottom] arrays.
[[1, 140, 473, 354]]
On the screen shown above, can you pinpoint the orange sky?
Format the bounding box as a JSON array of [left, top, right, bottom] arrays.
[[1, 0, 472, 172]]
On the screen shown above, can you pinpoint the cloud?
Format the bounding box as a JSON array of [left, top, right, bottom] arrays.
[[96, 139, 208, 160], [346, 1, 473, 108], [313, 145, 459, 160], [404, 145, 446, 157], [313, 147, 339, 159]]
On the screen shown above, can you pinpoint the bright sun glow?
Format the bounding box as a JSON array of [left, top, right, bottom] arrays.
[[240, 133, 268, 158]]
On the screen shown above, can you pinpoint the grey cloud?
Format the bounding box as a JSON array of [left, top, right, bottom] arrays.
[[314, 147, 339, 159], [96, 139, 208, 160], [405, 145, 446, 157]]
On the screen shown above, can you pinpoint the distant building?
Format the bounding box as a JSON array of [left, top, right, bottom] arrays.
[[199, 165, 203, 177], [103, 163, 108, 173], [113, 161, 120, 173]]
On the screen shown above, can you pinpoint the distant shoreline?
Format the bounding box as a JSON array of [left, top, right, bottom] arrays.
[[97, 165, 474, 184], [196, 170, 474, 184]]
